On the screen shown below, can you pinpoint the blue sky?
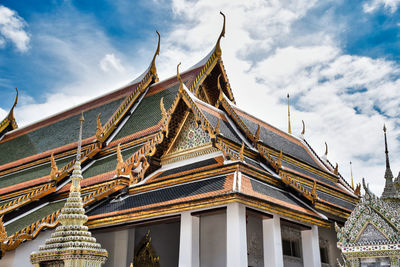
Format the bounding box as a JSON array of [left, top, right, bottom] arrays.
[[1, 0, 400, 195]]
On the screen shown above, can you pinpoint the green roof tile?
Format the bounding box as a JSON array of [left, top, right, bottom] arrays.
[[113, 83, 179, 140], [0, 155, 75, 188], [5, 200, 66, 235], [83, 145, 140, 178], [0, 97, 124, 166]]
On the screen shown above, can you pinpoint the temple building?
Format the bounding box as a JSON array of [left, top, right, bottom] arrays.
[[0, 14, 361, 267], [336, 126, 400, 267]]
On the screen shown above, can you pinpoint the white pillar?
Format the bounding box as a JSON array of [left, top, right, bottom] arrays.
[[226, 202, 248, 267], [113, 229, 129, 267], [179, 211, 200, 267], [263, 215, 284, 267], [301, 225, 321, 267]]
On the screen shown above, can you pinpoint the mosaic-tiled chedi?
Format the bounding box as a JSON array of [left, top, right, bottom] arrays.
[[30, 114, 108, 267], [336, 126, 400, 267]]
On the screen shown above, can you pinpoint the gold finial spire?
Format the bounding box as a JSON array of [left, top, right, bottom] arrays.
[[287, 93, 291, 134], [150, 31, 161, 76], [50, 153, 58, 181], [301, 120, 305, 136], [77, 112, 84, 161], [350, 161, 354, 189], [215, 11, 226, 57]]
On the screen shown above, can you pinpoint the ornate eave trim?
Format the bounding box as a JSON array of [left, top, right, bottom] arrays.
[[2, 177, 129, 253], [97, 32, 160, 144], [0, 182, 55, 216], [86, 193, 331, 229]]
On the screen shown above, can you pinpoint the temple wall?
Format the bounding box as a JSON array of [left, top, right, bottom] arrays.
[[246, 214, 264, 267], [135, 221, 180, 267], [94, 221, 180, 267], [1, 229, 53, 267], [94, 228, 135, 267], [200, 212, 226, 267], [319, 224, 342, 267]]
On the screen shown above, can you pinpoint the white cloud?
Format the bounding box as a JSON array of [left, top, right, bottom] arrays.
[[152, 0, 400, 196], [0, 5, 30, 52], [363, 0, 400, 13], [3, 0, 399, 197], [100, 53, 125, 73], [0, 108, 6, 119]]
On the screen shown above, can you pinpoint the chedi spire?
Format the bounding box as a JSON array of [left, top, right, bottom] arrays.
[[381, 124, 397, 200], [30, 113, 108, 266]]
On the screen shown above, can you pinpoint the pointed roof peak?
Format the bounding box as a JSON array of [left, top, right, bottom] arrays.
[[215, 11, 226, 57], [0, 88, 19, 137], [381, 123, 397, 199]]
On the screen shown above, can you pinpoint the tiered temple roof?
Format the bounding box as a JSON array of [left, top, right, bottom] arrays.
[[0, 13, 358, 259]]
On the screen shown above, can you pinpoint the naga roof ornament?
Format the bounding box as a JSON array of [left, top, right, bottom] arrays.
[[150, 31, 161, 79], [30, 113, 108, 266], [215, 11, 225, 57], [300, 120, 305, 137], [0, 88, 19, 137]]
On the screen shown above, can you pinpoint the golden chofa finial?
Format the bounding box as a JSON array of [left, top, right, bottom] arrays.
[[354, 183, 361, 196], [287, 93, 292, 134], [150, 31, 161, 77], [7, 88, 19, 129], [333, 163, 339, 175], [215, 11, 226, 57], [301, 120, 305, 136], [350, 161, 354, 189], [177, 62, 184, 92], [324, 142, 328, 156], [50, 153, 59, 181]]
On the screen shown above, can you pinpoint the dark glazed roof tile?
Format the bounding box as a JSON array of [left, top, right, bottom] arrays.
[[87, 176, 226, 216]]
